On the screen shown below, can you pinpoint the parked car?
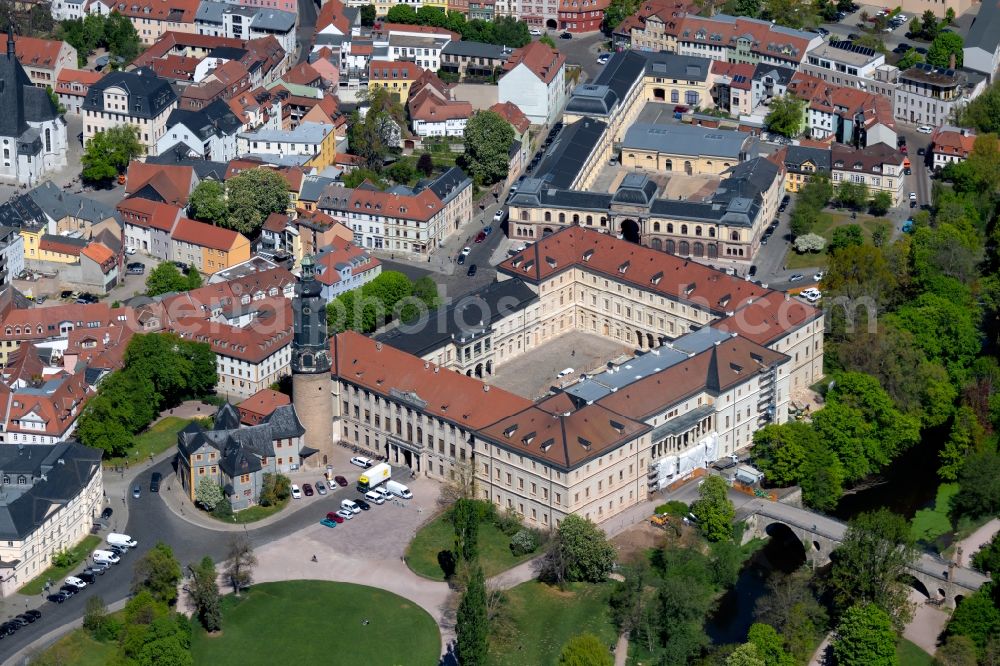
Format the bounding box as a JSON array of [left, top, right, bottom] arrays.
[[320, 517, 337, 528], [101, 507, 113, 521], [355, 498, 371, 511], [149, 472, 161, 493], [124, 247, 136, 255], [76, 293, 98, 304], [789, 274, 804, 282], [24, 610, 41, 622], [559, 31, 572, 38], [47, 592, 71, 603], [85, 565, 108, 576], [460, 246, 471, 256], [335, 509, 354, 520], [341, 499, 361, 514], [900, 144, 908, 154], [374, 487, 392, 501], [303, 483, 314, 497], [316, 480, 327, 495], [467, 264, 478, 277], [126, 263, 145, 275], [131, 483, 141, 499], [33, 295, 47, 304], [350, 456, 373, 468], [457, 253, 466, 265], [364, 490, 386, 505], [59, 585, 78, 597], [334, 475, 348, 487], [474, 230, 486, 243], [483, 225, 493, 236], [326, 511, 344, 524], [597, 53, 610, 64], [814, 271, 825, 281], [493, 208, 507, 223], [917, 125, 933, 133], [16, 612, 38, 625], [78, 572, 97, 585], [291, 484, 302, 499], [917, 147, 926, 156], [530, 27, 542, 35]]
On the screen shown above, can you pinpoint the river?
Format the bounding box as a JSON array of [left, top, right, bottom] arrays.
[[706, 433, 943, 644]]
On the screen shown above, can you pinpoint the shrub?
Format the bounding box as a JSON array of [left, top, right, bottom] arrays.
[[212, 500, 234, 521], [510, 529, 540, 556], [493, 507, 523, 536], [52, 549, 77, 568], [83, 596, 120, 642]]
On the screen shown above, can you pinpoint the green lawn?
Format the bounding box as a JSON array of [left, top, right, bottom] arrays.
[[209, 497, 289, 524], [405, 512, 538, 581], [897, 638, 934, 665], [19, 535, 102, 595], [488, 581, 616, 666], [104, 416, 196, 467], [785, 211, 892, 270], [192, 581, 440, 665], [32, 627, 117, 666]]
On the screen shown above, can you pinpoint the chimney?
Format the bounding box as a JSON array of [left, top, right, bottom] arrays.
[[6, 26, 14, 58], [949, 52, 956, 70]]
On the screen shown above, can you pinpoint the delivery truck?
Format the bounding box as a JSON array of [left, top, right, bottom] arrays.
[[357, 463, 392, 492]]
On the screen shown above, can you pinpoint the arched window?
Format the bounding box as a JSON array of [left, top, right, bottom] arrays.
[[707, 243, 718, 259], [705, 161, 712, 169], [681, 224, 688, 235], [520, 211, 529, 221], [651, 238, 662, 250], [709, 228, 716, 237], [17, 476, 26, 485], [559, 213, 566, 223], [45, 128, 51, 152], [693, 242, 704, 257], [695, 226, 702, 236], [395, 418, 402, 435], [678, 240, 690, 255], [653, 222, 661, 232], [572, 214, 580, 224], [2, 475, 9, 484], [665, 239, 675, 254], [670, 89, 679, 103], [667, 223, 673, 233], [544, 211, 551, 222], [665, 159, 672, 171], [730, 231, 739, 241], [586, 215, 593, 225]]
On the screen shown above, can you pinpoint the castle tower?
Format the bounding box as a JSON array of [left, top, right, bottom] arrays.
[[291, 255, 333, 468]]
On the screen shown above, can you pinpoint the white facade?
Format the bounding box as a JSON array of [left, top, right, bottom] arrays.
[[51, 0, 86, 21], [156, 119, 239, 162], [412, 116, 468, 137], [498, 61, 566, 126], [216, 343, 292, 400], [0, 231, 26, 284], [0, 121, 69, 188]]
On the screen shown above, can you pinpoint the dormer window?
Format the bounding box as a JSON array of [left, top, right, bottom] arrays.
[[618, 261, 630, 274]]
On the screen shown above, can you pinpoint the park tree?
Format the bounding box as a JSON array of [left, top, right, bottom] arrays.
[[690, 475, 735, 542], [726, 643, 766, 666], [936, 635, 979, 666], [829, 224, 864, 252], [751, 422, 816, 486], [870, 191, 893, 216], [652, 575, 712, 662], [765, 95, 805, 137], [947, 589, 1000, 653], [836, 181, 869, 210], [604, 0, 641, 29], [723, 0, 761, 17], [188, 557, 222, 632], [195, 478, 224, 511], [342, 167, 387, 189], [131, 542, 182, 605], [225, 534, 257, 594], [452, 498, 480, 563], [559, 633, 613, 666], [920, 10, 939, 38], [543, 515, 616, 583], [959, 82, 1000, 134], [928, 32, 963, 68], [464, 110, 515, 186], [225, 168, 289, 237], [417, 152, 434, 176], [832, 603, 898, 666], [609, 563, 650, 636], [939, 406, 987, 481], [794, 233, 826, 253], [386, 158, 415, 184], [104, 11, 140, 61], [456, 565, 488, 666], [830, 509, 917, 625], [754, 568, 829, 662], [81, 126, 143, 182], [188, 179, 227, 224], [385, 4, 418, 22], [349, 86, 406, 170], [972, 531, 1000, 574], [746, 623, 795, 666]]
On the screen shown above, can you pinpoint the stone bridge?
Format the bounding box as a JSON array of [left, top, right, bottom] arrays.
[[740, 498, 989, 609]]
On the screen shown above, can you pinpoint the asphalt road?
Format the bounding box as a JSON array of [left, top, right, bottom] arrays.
[[0, 461, 389, 662], [296, 0, 318, 64]]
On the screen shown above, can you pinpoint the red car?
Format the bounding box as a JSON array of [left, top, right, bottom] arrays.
[[899, 145, 908, 155], [474, 230, 487, 243], [303, 483, 314, 497], [334, 476, 348, 487], [326, 511, 345, 524]]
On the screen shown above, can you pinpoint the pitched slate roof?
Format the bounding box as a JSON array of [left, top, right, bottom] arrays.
[[0, 33, 54, 138], [82, 67, 177, 119]]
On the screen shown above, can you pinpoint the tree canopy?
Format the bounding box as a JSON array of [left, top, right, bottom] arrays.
[[927, 32, 964, 68], [131, 542, 182, 605], [765, 95, 805, 138], [690, 476, 735, 542], [81, 126, 143, 182], [542, 515, 616, 583], [558, 634, 613, 666], [463, 111, 516, 187], [188, 179, 227, 225], [224, 168, 289, 237], [832, 603, 898, 666], [145, 261, 201, 297]]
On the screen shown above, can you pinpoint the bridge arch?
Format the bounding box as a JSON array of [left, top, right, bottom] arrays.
[[763, 522, 807, 567], [901, 573, 931, 600]]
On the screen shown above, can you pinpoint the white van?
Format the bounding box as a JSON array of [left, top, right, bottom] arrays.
[[93, 550, 120, 565], [364, 490, 385, 505], [385, 480, 413, 499], [107, 533, 138, 548], [350, 456, 374, 468], [341, 499, 361, 514]]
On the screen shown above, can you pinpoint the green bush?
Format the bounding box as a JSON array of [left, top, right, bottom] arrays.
[[52, 549, 77, 568], [493, 506, 522, 536], [212, 500, 234, 521], [510, 529, 540, 556], [655, 501, 689, 517]]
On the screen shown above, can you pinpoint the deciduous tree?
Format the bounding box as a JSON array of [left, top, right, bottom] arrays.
[[558, 633, 613, 666], [937, 635, 979, 666], [690, 475, 735, 542], [224, 534, 257, 594], [764, 95, 805, 137], [81, 126, 142, 182], [542, 515, 616, 583], [188, 556, 222, 632], [145, 262, 191, 297], [793, 233, 826, 253], [464, 110, 515, 186], [832, 603, 898, 666], [870, 191, 893, 216], [225, 168, 288, 237], [928, 31, 963, 68], [195, 478, 224, 511], [131, 542, 182, 605], [188, 179, 227, 224], [456, 565, 488, 666]]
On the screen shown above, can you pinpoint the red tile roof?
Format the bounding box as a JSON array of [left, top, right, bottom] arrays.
[[81, 242, 116, 270], [39, 236, 85, 257], [710, 60, 755, 90], [284, 62, 323, 86], [369, 60, 424, 81], [330, 332, 533, 430], [4, 370, 93, 438], [108, 0, 200, 24], [346, 185, 443, 222], [374, 22, 459, 40], [168, 301, 293, 364], [408, 87, 473, 123], [151, 54, 199, 81], [712, 290, 820, 346], [132, 31, 247, 68], [171, 218, 246, 252], [932, 128, 978, 159], [498, 226, 771, 316], [489, 101, 530, 134], [116, 199, 182, 233], [1, 33, 68, 68], [0, 303, 115, 343], [55, 68, 104, 97], [503, 41, 565, 85], [676, 16, 814, 62], [124, 162, 195, 206], [316, 0, 351, 34], [315, 238, 380, 286], [238, 388, 291, 424]]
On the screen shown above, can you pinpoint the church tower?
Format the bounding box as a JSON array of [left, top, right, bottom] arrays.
[[291, 255, 333, 467]]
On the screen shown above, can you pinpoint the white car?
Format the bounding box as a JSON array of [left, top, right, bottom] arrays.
[[364, 490, 386, 505], [64, 576, 87, 589], [813, 271, 824, 282], [557, 367, 574, 378], [336, 509, 354, 521], [530, 28, 542, 35], [124, 247, 136, 256], [341, 499, 361, 514], [909, 192, 917, 200], [291, 484, 302, 499], [460, 246, 471, 256], [374, 486, 392, 501], [350, 456, 373, 468], [917, 125, 933, 134], [493, 208, 507, 223], [597, 53, 610, 64]]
